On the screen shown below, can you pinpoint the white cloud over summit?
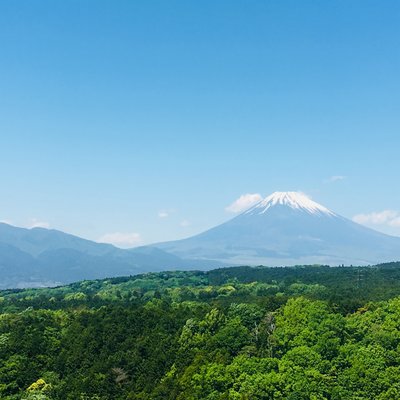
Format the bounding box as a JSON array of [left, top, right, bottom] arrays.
[[226, 193, 262, 213]]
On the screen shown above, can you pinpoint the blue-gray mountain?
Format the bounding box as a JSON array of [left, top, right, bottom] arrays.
[[0, 223, 212, 289], [1, 191, 400, 288], [153, 192, 400, 267]]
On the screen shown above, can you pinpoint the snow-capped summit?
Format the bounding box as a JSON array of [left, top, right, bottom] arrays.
[[245, 191, 335, 217], [153, 191, 400, 266]]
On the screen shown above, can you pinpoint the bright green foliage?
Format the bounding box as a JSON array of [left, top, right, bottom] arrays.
[[0, 264, 400, 398]]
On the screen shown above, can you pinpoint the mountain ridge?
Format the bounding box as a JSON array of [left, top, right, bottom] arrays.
[[0, 223, 221, 289], [245, 191, 336, 216], [1, 191, 400, 288]]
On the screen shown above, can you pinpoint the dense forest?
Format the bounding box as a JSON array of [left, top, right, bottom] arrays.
[[2, 262, 400, 399]]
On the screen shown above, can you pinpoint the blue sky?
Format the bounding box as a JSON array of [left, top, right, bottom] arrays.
[[1, 1, 400, 246]]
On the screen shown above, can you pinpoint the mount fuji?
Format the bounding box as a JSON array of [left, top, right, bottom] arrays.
[[1, 191, 400, 288], [153, 192, 400, 266]]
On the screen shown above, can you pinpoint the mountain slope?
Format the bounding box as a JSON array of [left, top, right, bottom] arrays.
[[2, 192, 400, 288], [0, 223, 117, 257], [154, 192, 400, 266], [0, 223, 217, 289]]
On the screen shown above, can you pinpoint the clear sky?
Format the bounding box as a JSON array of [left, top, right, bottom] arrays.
[[1, 0, 400, 247]]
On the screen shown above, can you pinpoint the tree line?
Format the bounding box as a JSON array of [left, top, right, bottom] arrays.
[[1, 263, 400, 399]]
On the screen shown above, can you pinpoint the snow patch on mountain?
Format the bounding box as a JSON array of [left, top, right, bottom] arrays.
[[245, 191, 336, 217]]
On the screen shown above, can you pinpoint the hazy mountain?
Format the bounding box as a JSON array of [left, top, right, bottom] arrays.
[[153, 192, 400, 266], [0, 223, 216, 289], [2, 192, 400, 288], [0, 223, 116, 257]]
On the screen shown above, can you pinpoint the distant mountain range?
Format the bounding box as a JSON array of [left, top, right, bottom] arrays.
[[1, 191, 400, 288], [0, 223, 218, 289]]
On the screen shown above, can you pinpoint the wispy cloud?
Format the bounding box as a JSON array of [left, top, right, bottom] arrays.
[[325, 175, 346, 183], [180, 219, 190, 227], [225, 193, 262, 213], [158, 208, 176, 218], [98, 232, 142, 248], [28, 218, 50, 229], [353, 210, 400, 228]]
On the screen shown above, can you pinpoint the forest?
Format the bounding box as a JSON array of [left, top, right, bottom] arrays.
[[1, 262, 400, 399]]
